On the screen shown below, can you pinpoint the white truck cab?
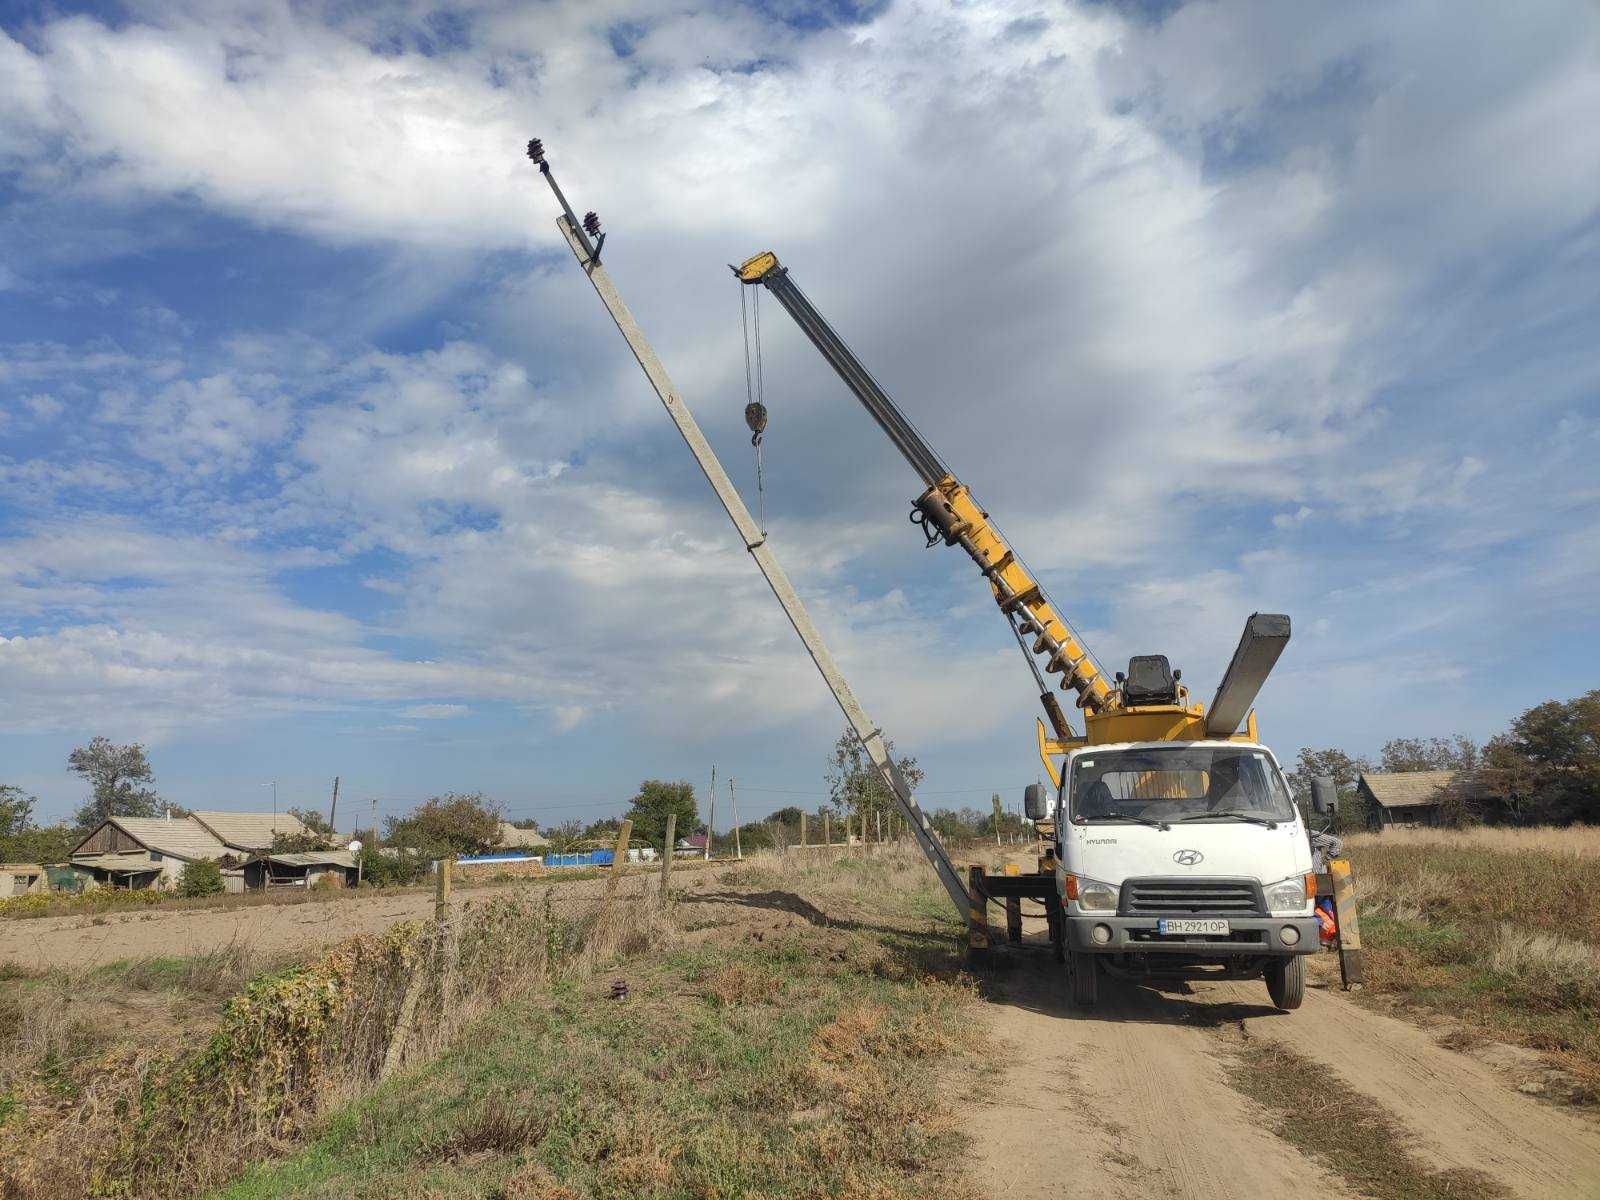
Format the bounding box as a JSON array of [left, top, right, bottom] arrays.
[[1053, 738, 1319, 1011]]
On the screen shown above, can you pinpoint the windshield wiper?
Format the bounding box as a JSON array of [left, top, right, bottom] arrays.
[[1180, 811, 1279, 829], [1091, 811, 1171, 831]]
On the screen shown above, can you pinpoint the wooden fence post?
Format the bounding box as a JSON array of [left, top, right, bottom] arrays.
[[605, 819, 634, 901], [968, 864, 989, 964], [660, 813, 676, 901], [1329, 858, 1365, 988], [434, 856, 453, 923]]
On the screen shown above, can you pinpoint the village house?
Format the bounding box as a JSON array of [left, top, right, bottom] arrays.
[[69, 810, 313, 891], [1356, 770, 1499, 830]]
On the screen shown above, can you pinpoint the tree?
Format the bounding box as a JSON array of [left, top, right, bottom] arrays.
[[1285, 747, 1373, 831], [0, 824, 78, 864], [272, 806, 336, 852], [1380, 735, 1478, 774], [625, 780, 697, 849], [68, 737, 162, 829], [1482, 691, 1600, 825], [0, 785, 79, 863], [544, 819, 585, 852], [823, 728, 924, 831], [0, 785, 35, 840], [384, 792, 503, 857], [176, 860, 224, 898]]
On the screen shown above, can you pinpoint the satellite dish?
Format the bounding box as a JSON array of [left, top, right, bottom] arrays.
[[347, 839, 363, 854]]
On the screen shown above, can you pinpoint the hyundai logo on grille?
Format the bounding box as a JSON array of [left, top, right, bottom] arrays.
[[1172, 849, 1204, 866]]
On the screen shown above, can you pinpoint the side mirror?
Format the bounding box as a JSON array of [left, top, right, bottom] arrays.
[[1023, 783, 1048, 821], [1310, 776, 1338, 817]]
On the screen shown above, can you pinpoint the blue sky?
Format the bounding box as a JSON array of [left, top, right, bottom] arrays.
[[2, 0, 1597, 830]]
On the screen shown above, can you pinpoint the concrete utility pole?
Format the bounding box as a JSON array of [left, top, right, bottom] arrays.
[[800, 811, 808, 848], [538, 170, 971, 918], [993, 793, 1003, 846], [730, 776, 741, 859], [328, 776, 340, 831], [706, 764, 716, 861]]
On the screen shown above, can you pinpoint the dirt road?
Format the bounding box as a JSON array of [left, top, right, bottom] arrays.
[[968, 952, 1600, 1200], [0, 876, 626, 969]]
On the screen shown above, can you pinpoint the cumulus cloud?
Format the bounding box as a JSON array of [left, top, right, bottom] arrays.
[[0, 0, 1597, 791]]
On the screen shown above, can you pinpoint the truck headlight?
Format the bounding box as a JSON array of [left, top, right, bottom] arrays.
[[1264, 874, 1315, 915], [1068, 876, 1119, 912]]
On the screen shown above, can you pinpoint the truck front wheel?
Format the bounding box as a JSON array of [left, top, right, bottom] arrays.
[[1069, 952, 1099, 1008], [1265, 956, 1305, 1010]]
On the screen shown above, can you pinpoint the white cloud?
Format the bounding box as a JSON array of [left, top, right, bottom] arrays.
[[1, 0, 1597, 773], [401, 704, 469, 719]]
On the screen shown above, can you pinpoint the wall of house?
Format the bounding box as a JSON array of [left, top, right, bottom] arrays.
[[0, 867, 47, 897], [76, 824, 147, 855]]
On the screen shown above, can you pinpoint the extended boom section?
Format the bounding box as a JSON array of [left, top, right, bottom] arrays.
[[738, 253, 1114, 731]]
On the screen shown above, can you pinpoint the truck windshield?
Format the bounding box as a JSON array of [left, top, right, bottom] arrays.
[[1066, 747, 1295, 825]]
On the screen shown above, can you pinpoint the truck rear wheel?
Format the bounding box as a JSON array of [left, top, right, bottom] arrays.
[[1265, 956, 1305, 1010], [1069, 952, 1099, 1008]]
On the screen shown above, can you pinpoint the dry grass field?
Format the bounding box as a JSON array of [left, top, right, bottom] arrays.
[[1343, 825, 1600, 1095]]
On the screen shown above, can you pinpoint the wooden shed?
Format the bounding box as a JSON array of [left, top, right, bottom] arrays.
[[1357, 770, 1498, 830], [243, 850, 358, 890]]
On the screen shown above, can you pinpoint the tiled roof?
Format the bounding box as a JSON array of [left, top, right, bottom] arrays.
[[97, 817, 230, 861], [192, 810, 312, 851], [498, 821, 549, 848], [254, 850, 357, 868], [1357, 771, 1458, 809], [71, 851, 170, 872]]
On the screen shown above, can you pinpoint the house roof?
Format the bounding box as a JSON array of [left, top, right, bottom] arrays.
[[252, 850, 357, 869], [72, 851, 169, 873], [1357, 771, 1460, 809], [497, 821, 549, 849], [74, 816, 230, 862], [192, 810, 312, 851]]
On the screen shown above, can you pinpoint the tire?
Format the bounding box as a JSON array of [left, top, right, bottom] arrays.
[[1266, 955, 1305, 1010], [1069, 952, 1099, 1008]]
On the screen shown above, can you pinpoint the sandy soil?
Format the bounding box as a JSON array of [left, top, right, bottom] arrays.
[[965, 945, 1600, 1200], [0, 876, 626, 969]]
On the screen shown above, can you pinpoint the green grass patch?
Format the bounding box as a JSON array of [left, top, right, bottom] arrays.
[[215, 928, 981, 1200]]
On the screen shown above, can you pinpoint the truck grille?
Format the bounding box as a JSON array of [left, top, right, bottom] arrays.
[[1120, 878, 1264, 917]]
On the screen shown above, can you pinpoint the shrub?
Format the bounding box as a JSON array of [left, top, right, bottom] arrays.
[[177, 861, 225, 898]]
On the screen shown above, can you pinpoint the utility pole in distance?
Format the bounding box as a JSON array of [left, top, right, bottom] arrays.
[[729, 776, 742, 859], [705, 764, 716, 861], [328, 776, 340, 832]]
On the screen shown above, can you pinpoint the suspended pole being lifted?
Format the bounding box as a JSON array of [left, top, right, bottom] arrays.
[[526, 140, 971, 919]]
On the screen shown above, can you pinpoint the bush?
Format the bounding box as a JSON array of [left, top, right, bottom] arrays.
[[177, 860, 225, 898], [356, 848, 430, 888]]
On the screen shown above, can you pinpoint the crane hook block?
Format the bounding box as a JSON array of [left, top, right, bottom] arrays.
[[745, 400, 768, 446]]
